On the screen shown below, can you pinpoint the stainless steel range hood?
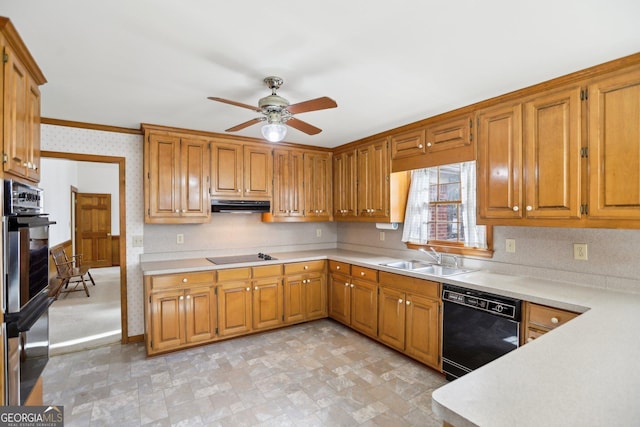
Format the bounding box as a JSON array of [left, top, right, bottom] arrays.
[[211, 199, 270, 213]]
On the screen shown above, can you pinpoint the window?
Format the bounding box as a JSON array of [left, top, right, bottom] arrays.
[[402, 161, 492, 257]]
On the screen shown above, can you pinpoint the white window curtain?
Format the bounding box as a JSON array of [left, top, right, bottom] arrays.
[[402, 161, 486, 248]]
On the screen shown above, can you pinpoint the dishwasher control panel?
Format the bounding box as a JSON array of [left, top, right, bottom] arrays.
[[442, 285, 521, 320]]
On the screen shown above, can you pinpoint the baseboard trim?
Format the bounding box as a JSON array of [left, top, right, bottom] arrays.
[[126, 334, 144, 343]]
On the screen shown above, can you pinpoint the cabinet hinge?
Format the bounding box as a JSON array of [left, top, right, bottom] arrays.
[[580, 89, 589, 101], [2, 153, 7, 164], [469, 119, 472, 129], [2, 51, 7, 63], [214, 287, 218, 295], [215, 327, 218, 335], [580, 147, 589, 158], [580, 204, 589, 215], [147, 208, 150, 215], [149, 296, 151, 303]]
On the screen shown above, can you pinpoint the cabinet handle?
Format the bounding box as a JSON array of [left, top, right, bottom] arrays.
[[246, 287, 251, 292], [360, 271, 365, 276], [336, 266, 341, 270], [246, 189, 249, 192], [350, 284, 354, 288], [406, 301, 411, 305], [186, 295, 191, 299], [179, 296, 184, 300], [398, 299, 403, 304], [344, 282, 349, 287], [526, 206, 533, 211], [427, 142, 432, 147], [254, 286, 258, 290], [302, 280, 306, 284], [175, 209, 179, 213], [551, 317, 559, 324], [418, 144, 423, 149], [182, 278, 188, 283], [513, 206, 519, 212], [304, 265, 309, 270], [182, 209, 186, 213]]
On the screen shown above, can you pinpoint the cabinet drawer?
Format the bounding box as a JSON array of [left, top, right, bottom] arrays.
[[253, 264, 282, 278], [329, 260, 350, 274], [150, 271, 215, 290], [285, 260, 326, 274], [379, 271, 439, 300], [351, 265, 378, 282], [527, 303, 579, 330], [217, 267, 251, 282]]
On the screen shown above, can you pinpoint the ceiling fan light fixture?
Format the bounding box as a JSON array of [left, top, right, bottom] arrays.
[[261, 122, 287, 142]]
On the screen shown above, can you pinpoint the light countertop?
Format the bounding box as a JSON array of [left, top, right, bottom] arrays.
[[140, 249, 640, 426]]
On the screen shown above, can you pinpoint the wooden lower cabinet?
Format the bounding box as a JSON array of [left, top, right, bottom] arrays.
[[284, 261, 327, 323], [350, 276, 378, 337], [145, 271, 217, 355], [252, 266, 284, 330], [378, 272, 441, 370], [522, 302, 579, 345]]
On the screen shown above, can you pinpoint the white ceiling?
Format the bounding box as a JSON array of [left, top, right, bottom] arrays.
[[1, 1, 639, 148]]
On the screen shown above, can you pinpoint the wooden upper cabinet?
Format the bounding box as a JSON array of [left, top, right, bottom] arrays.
[[425, 115, 472, 154], [357, 138, 389, 219], [270, 148, 304, 219], [391, 129, 426, 159], [210, 141, 272, 199], [587, 68, 640, 220], [2, 27, 46, 183], [523, 86, 582, 220], [477, 102, 524, 220], [145, 130, 210, 223], [333, 149, 357, 218], [304, 151, 332, 220]]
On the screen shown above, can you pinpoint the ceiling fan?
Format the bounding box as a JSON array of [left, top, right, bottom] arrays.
[[208, 76, 337, 142]]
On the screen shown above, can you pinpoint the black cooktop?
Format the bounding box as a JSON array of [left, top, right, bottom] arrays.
[[206, 253, 277, 265]]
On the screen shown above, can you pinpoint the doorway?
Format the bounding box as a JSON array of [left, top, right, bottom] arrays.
[[41, 151, 128, 352]]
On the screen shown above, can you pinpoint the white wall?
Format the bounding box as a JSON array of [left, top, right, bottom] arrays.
[[39, 158, 77, 246], [41, 124, 144, 336], [76, 162, 120, 235]]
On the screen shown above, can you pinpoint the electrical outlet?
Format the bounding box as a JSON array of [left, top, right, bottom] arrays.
[[505, 239, 516, 253], [176, 234, 184, 244], [132, 235, 144, 247], [379, 231, 385, 241], [316, 228, 322, 237], [574, 243, 588, 260]]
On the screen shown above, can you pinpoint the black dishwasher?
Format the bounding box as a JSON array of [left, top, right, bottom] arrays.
[[442, 284, 522, 381]]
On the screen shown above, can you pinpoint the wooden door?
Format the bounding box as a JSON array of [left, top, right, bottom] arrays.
[[588, 68, 640, 220], [184, 286, 216, 344], [253, 277, 283, 330], [304, 273, 327, 320], [75, 193, 112, 268], [357, 139, 389, 219], [244, 144, 272, 199], [147, 133, 181, 219], [476, 102, 523, 220], [377, 286, 406, 351], [283, 275, 305, 324], [350, 278, 378, 337], [328, 271, 351, 324], [523, 86, 582, 219], [180, 137, 210, 219], [3, 43, 29, 178], [333, 150, 357, 218], [405, 294, 440, 369], [150, 290, 185, 352], [211, 141, 242, 197], [217, 282, 252, 337], [304, 151, 332, 220]]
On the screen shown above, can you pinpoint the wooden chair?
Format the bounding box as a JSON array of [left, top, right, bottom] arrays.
[[50, 247, 96, 298]]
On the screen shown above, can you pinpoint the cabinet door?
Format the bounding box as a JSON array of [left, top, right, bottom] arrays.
[[357, 139, 389, 219], [272, 149, 304, 218], [244, 144, 272, 199], [377, 287, 406, 351], [333, 150, 357, 218], [425, 115, 472, 154], [524, 87, 582, 219], [25, 79, 41, 181], [184, 287, 217, 344], [284, 275, 305, 323], [350, 278, 378, 337], [405, 294, 440, 369], [477, 102, 523, 220], [150, 290, 185, 351], [180, 137, 210, 219], [217, 282, 252, 337], [147, 133, 181, 219], [305, 273, 327, 320], [211, 141, 243, 197], [328, 271, 351, 324], [3, 44, 29, 179], [390, 129, 426, 160], [304, 152, 332, 220], [253, 277, 283, 330], [588, 68, 640, 219]]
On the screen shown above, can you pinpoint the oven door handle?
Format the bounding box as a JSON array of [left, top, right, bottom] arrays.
[[5, 292, 54, 337]]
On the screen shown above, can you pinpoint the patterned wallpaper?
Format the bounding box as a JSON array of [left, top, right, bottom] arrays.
[[41, 124, 145, 336]]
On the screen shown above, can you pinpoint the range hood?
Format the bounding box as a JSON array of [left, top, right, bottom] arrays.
[[211, 199, 270, 213]]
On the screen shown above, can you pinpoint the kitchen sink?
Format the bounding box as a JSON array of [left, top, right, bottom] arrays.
[[380, 260, 473, 276]]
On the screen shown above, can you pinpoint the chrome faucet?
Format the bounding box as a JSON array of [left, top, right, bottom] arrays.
[[420, 247, 442, 265]]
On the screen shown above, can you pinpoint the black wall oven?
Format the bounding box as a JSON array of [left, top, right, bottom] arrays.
[[442, 284, 521, 381], [3, 179, 55, 405]]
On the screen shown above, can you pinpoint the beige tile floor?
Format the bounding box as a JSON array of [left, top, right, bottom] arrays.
[[42, 319, 447, 426]]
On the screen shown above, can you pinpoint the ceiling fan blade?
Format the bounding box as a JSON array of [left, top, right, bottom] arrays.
[[287, 117, 322, 135], [226, 117, 263, 132], [286, 97, 337, 114], [208, 97, 261, 112]]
